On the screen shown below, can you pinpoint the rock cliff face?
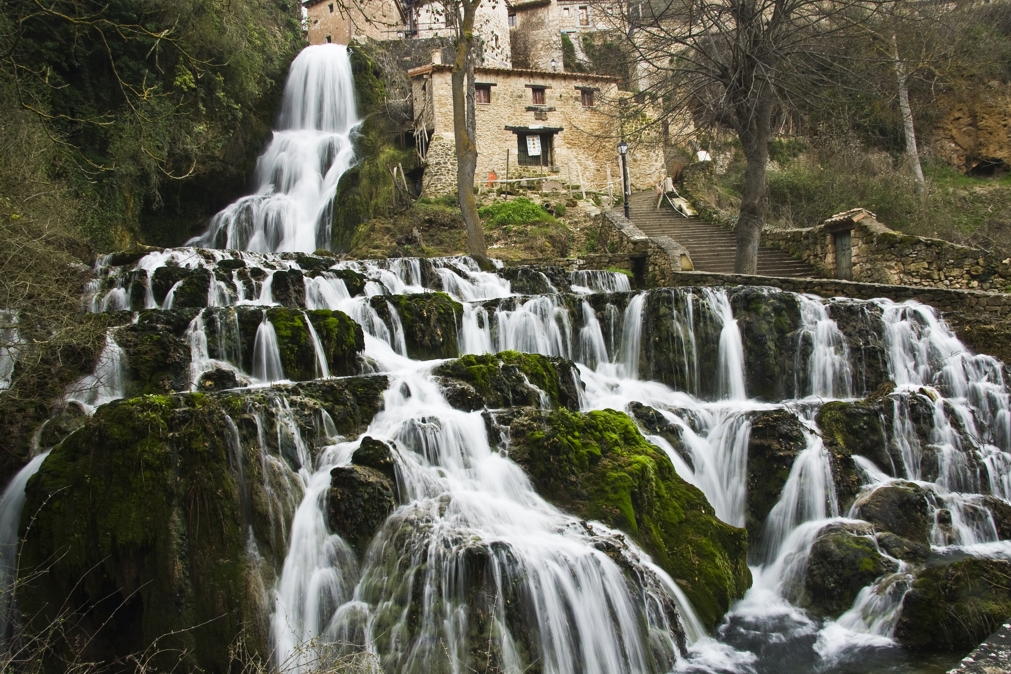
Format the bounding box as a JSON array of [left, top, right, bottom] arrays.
[[934, 87, 1011, 174]]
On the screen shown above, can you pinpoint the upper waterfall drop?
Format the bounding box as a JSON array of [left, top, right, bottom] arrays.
[[190, 44, 359, 253]]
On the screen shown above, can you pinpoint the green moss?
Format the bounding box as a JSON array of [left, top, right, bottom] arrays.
[[20, 394, 248, 670], [376, 293, 462, 360], [434, 351, 577, 409], [263, 308, 364, 380], [507, 408, 751, 630], [895, 558, 1011, 652], [305, 309, 365, 376], [802, 530, 896, 618]]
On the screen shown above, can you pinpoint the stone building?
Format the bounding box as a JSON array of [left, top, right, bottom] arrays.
[[410, 63, 663, 195], [305, 0, 512, 67]]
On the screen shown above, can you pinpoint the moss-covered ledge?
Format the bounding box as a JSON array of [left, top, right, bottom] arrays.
[[504, 407, 751, 630], [433, 351, 582, 411], [18, 375, 387, 672]]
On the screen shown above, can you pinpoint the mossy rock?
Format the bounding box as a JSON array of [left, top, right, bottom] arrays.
[[151, 266, 211, 309], [353, 436, 398, 482], [505, 407, 751, 630], [270, 269, 305, 307], [19, 373, 389, 671], [263, 307, 364, 380], [641, 290, 719, 398], [729, 287, 801, 402], [20, 395, 256, 671], [854, 482, 931, 546], [817, 400, 889, 476], [116, 309, 199, 394], [628, 401, 693, 471], [746, 409, 807, 543], [801, 528, 897, 618], [499, 265, 570, 295], [327, 465, 397, 556], [433, 351, 581, 411], [895, 558, 1011, 652], [876, 531, 929, 563], [369, 292, 462, 360]]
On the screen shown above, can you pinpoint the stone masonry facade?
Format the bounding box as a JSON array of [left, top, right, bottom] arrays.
[[411, 64, 664, 195], [762, 209, 1011, 292]]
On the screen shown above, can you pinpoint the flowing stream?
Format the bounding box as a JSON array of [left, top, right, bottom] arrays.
[[4, 44, 1008, 674]]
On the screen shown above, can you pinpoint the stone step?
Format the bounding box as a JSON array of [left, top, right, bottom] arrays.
[[617, 194, 817, 278]]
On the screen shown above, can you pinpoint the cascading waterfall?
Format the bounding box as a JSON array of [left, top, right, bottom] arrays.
[[190, 44, 360, 252]]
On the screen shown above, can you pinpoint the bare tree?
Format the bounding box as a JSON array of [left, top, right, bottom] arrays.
[[608, 0, 888, 273], [441, 0, 489, 262]]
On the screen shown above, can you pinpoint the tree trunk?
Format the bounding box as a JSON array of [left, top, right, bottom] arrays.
[[734, 92, 774, 275], [451, 1, 488, 262], [893, 35, 925, 193]]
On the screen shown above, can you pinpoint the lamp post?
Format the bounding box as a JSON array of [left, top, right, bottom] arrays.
[[617, 139, 630, 219]]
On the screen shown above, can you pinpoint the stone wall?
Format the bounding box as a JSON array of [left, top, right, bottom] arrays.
[[511, 0, 564, 70], [306, 0, 402, 44], [595, 210, 694, 288], [662, 270, 1011, 367], [412, 64, 664, 195], [763, 210, 1011, 292]]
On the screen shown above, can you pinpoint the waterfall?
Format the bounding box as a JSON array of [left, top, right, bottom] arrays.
[[27, 244, 1011, 673], [190, 45, 360, 253], [796, 295, 852, 399], [66, 333, 127, 413], [0, 451, 51, 645], [253, 312, 285, 383], [272, 369, 700, 673], [703, 289, 747, 400]]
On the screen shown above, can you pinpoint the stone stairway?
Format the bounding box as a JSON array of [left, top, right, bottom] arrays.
[[621, 192, 816, 277]]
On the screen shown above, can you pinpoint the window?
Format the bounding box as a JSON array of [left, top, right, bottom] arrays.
[[531, 87, 546, 105], [563, 7, 570, 17], [328, 3, 334, 12], [508, 13, 517, 27], [475, 84, 491, 104], [493, 33, 499, 49], [581, 89, 594, 107], [578, 6, 589, 25], [325, 35, 332, 43]]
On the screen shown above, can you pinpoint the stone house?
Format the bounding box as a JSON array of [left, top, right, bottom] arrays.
[[410, 63, 663, 195], [305, 0, 512, 67]]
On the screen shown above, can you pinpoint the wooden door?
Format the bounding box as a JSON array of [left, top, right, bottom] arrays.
[[835, 231, 853, 280]]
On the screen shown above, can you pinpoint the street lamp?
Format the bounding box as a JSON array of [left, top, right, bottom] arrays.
[[617, 139, 630, 219]]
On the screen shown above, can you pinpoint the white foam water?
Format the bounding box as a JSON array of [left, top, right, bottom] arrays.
[[190, 45, 360, 252]]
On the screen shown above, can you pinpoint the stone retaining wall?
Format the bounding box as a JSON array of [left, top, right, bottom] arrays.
[[763, 212, 1011, 292], [666, 270, 1011, 367], [596, 210, 694, 288]]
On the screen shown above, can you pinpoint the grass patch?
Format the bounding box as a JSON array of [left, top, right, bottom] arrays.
[[479, 198, 558, 226]]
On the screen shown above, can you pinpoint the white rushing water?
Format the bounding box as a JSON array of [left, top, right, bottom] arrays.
[[13, 246, 1011, 672], [189, 44, 360, 253], [5, 39, 1008, 674]]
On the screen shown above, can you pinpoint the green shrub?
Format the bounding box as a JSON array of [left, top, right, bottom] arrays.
[[478, 198, 558, 226], [554, 202, 567, 216]]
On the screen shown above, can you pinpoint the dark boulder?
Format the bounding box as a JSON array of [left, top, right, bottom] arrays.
[[327, 465, 397, 555], [499, 265, 570, 295], [151, 265, 211, 309], [895, 558, 1011, 652], [746, 409, 807, 540], [875, 531, 929, 563], [197, 368, 240, 392], [729, 287, 801, 402], [825, 300, 889, 396], [801, 526, 897, 618], [353, 436, 398, 483], [816, 400, 884, 510], [854, 482, 931, 546], [370, 292, 462, 360], [270, 269, 306, 308]]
